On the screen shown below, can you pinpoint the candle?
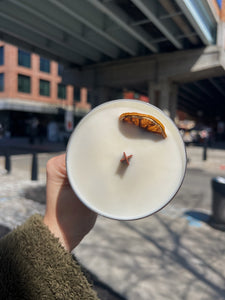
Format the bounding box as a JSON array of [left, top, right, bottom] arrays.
[[66, 99, 186, 220]]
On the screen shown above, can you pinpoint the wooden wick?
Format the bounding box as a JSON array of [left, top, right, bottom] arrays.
[[120, 152, 133, 165]]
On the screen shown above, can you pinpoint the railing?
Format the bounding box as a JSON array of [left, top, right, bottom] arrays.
[[4, 152, 39, 181]]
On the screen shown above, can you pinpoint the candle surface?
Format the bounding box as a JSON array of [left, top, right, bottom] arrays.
[[66, 99, 186, 220]]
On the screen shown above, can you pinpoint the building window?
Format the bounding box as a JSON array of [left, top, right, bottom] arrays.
[[18, 74, 31, 93], [58, 64, 64, 76], [0, 73, 4, 92], [40, 57, 50, 73], [58, 83, 66, 99], [73, 87, 80, 101], [0, 47, 4, 66], [18, 49, 31, 68], [40, 79, 50, 96]]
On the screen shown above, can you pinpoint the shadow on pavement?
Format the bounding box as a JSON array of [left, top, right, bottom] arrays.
[[121, 215, 225, 299], [19, 185, 127, 300], [80, 263, 127, 300], [184, 210, 211, 224], [22, 185, 46, 204]]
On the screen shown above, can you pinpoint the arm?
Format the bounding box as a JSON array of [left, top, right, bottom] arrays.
[[43, 154, 97, 252], [0, 154, 98, 299]]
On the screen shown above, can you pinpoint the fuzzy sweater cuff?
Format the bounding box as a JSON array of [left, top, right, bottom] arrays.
[[0, 214, 98, 300]]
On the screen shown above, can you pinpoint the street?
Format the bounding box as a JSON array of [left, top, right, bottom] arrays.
[[0, 145, 225, 299]]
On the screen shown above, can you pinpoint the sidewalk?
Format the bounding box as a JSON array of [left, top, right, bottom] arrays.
[[75, 146, 225, 299], [0, 144, 224, 299], [186, 145, 225, 175]]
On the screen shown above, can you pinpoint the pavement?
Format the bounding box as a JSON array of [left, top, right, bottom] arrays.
[[0, 139, 225, 300]]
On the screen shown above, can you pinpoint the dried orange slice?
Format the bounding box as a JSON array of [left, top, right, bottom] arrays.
[[119, 112, 167, 138]]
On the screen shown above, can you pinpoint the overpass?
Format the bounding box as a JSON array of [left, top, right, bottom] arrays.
[[0, 0, 225, 121]]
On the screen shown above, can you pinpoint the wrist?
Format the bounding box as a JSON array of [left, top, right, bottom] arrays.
[[43, 215, 70, 252]]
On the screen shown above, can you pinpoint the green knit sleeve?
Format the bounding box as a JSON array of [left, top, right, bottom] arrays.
[[0, 214, 99, 300]]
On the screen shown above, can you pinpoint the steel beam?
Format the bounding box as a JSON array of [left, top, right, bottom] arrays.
[[80, 46, 224, 88], [209, 78, 225, 97], [174, 0, 215, 45], [0, 5, 92, 63], [193, 81, 214, 101], [0, 14, 85, 65], [180, 85, 212, 111], [48, 0, 139, 56], [88, 0, 158, 53], [178, 99, 198, 114], [8, 0, 118, 59], [130, 0, 183, 49], [178, 94, 212, 116], [158, 0, 198, 45], [180, 85, 206, 102]]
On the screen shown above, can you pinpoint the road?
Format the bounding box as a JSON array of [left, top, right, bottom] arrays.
[[0, 144, 225, 300]]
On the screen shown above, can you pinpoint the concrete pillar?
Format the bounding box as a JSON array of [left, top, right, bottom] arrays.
[[148, 80, 178, 120], [160, 80, 170, 116], [217, 22, 225, 48], [148, 81, 160, 107], [97, 86, 111, 104], [169, 83, 178, 121], [148, 80, 170, 115]]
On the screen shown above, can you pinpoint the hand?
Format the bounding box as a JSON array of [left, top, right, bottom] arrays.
[[43, 154, 97, 252]]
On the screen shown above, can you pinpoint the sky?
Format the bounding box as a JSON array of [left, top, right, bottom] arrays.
[[216, 0, 222, 9]]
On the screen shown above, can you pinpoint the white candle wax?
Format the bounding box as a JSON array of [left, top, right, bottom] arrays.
[[66, 99, 186, 220]]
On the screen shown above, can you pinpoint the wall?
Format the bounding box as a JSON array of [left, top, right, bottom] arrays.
[[0, 41, 90, 111]]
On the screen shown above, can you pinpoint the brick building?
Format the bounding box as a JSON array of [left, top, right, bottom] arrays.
[[0, 41, 91, 139]]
